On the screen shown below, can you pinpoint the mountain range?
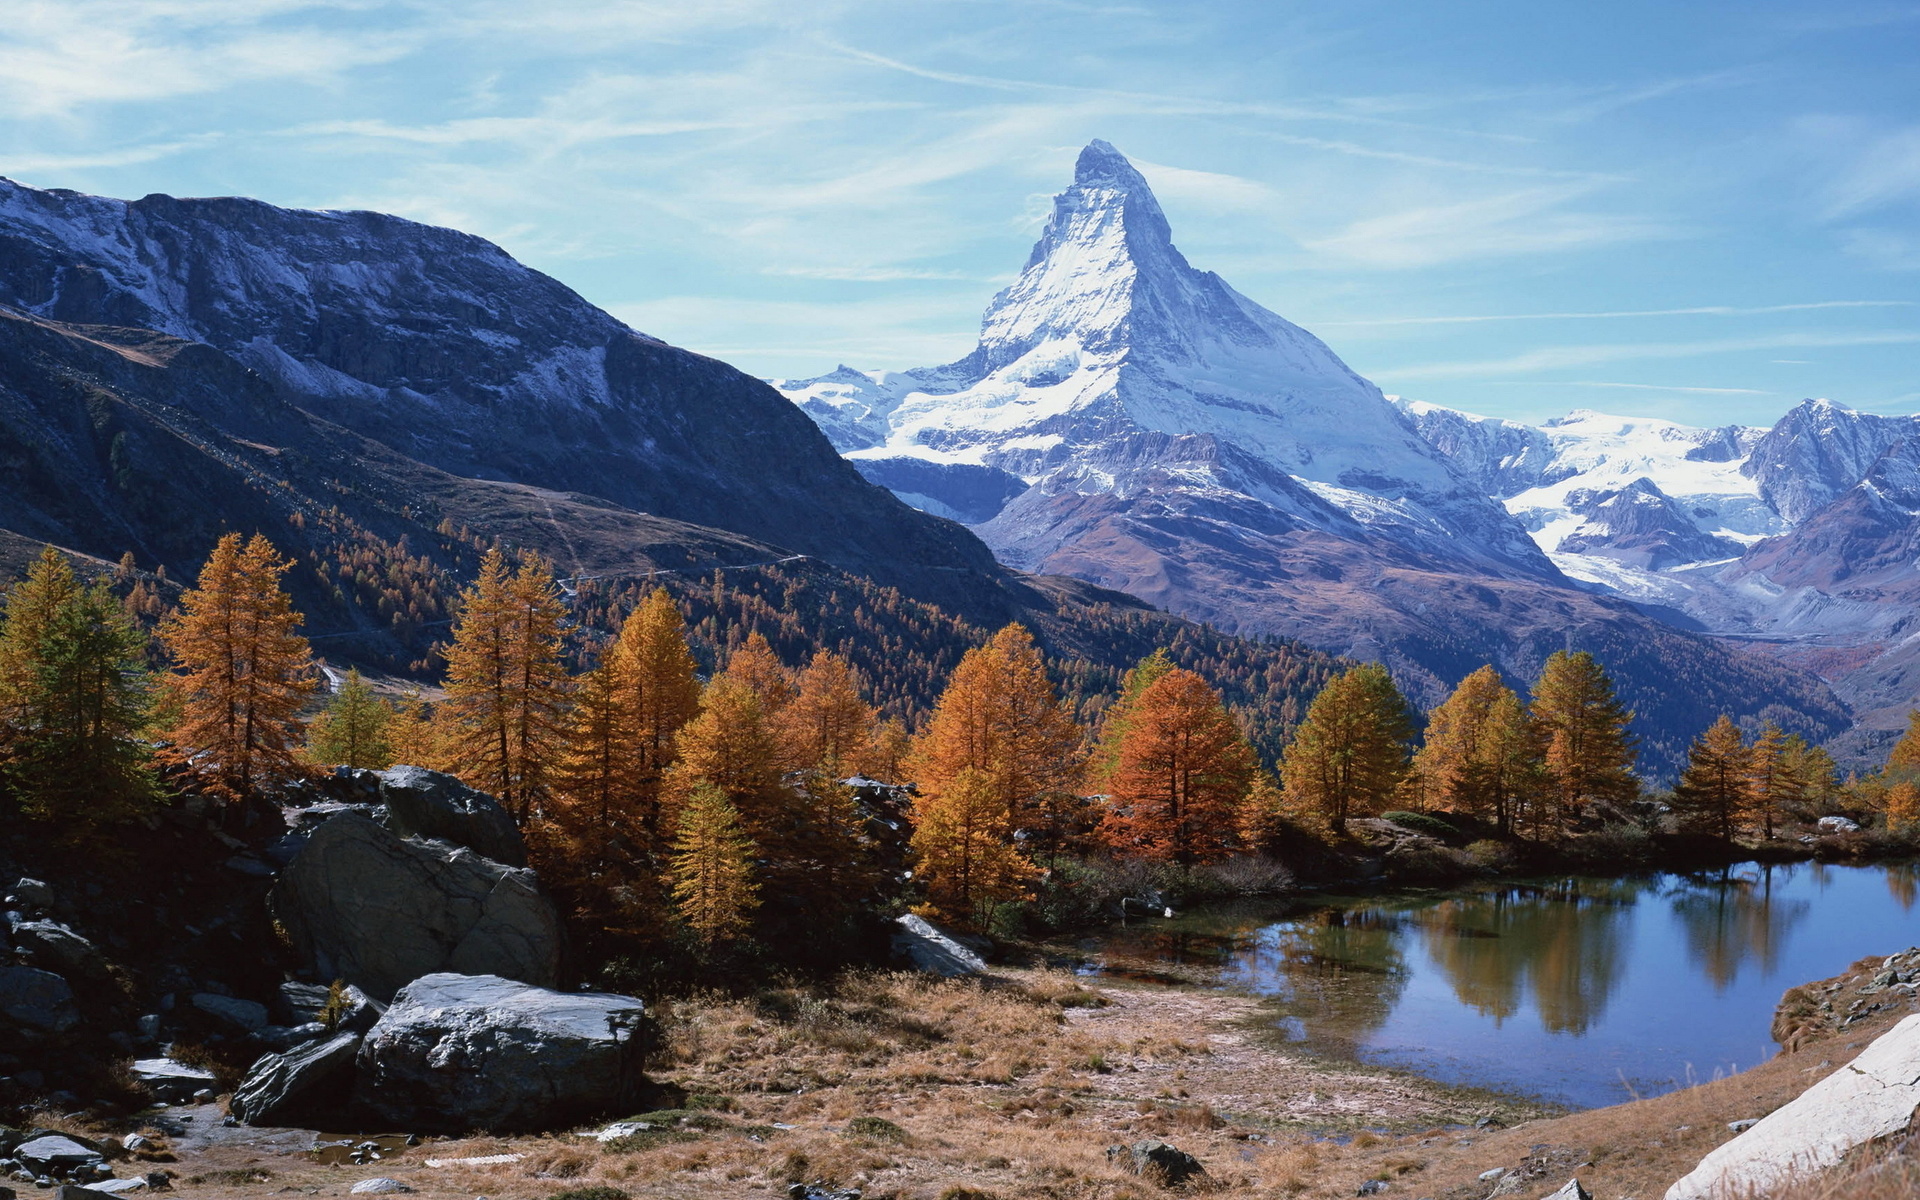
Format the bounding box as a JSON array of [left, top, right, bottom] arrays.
[[779, 141, 1904, 770]]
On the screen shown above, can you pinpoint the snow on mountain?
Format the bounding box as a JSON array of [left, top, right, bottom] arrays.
[[776, 140, 1549, 578]]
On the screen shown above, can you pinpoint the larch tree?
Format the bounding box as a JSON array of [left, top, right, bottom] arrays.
[[1237, 769, 1291, 851], [1887, 780, 1920, 833], [1745, 722, 1789, 839], [0, 547, 155, 823], [1408, 665, 1545, 833], [1886, 710, 1920, 774], [664, 672, 785, 840], [1278, 663, 1413, 833], [777, 650, 878, 776], [611, 588, 702, 841], [1102, 668, 1256, 864], [1672, 715, 1752, 840], [909, 765, 1037, 929], [1087, 647, 1175, 792], [440, 548, 570, 820], [306, 668, 393, 769], [1529, 651, 1638, 828], [668, 781, 760, 950], [726, 631, 795, 717], [545, 653, 640, 879], [907, 623, 1084, 854], [162, 532, 316, 799]]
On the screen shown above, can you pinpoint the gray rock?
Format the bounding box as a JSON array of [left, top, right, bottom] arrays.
[[270, 813, 562, 1002], [9, 923, 106, 981], [1544, 1181, 1591, 1200], [347, 1181, 409, 1195], [15, 1137, 101, 1172], [276, 982, 383, 1034], [891, 914, 986, 977], [78, 1181, 147, 1195], [7, 882, 52, 911], [119, 1136, 151, 1153], [189, 993, 268, 1032], [1666, 1012, 1920, 1199], [129, 1059, 217, 1105], [0, 967, 80, 1035], [1105, 1140, 1205, 1187], [375, 766, 525, 867], [1355, 1183, 1386, 1197], [353, 973, 646, 1133], [230, 1032, 361, 1126], [1816, 815, 1860, 833]]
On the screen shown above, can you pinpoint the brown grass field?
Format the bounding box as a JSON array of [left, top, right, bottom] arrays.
[[45, 954, 1920, 1200]]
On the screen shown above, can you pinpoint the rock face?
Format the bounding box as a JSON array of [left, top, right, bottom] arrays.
[[230, 1032, 363, 1126], [891, 914, 986, 977], [0, 965, 80, 1036], [372, 766, 525, 867], [270, 813, 562, 1002], [353, 973, 646, 1133], [1664, 1012, 1920, 1199]]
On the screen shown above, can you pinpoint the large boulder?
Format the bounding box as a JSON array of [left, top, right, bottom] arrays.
[[270, 813, 562, 1002], [231, 1032, 363, 1126], [1666, 1012, 1920, 1199], [9, 922, 108, 981], [131, 1058, 219, 1104], [891, 914, 986, 977], [0, 966, 80, 1036], [277, 981, 384, 1033], [353, 973, 646, 1132], [374, 766, 525, 867]]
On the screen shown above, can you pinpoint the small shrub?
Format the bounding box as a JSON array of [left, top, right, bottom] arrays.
[[846, 1116, 907, 1143], [938, 1188, 1002, 1200], [684, 1092, 735, 1111], [316, 978, 350, 1032], [1382, 811, 1458, 840], [548, 1188, 630, 1200]]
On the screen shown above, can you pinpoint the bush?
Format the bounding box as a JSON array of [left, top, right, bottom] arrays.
[[549, 1189, 629, 1200], [846, 1116, 908, 1143], [1382, 811, 1459, 840]]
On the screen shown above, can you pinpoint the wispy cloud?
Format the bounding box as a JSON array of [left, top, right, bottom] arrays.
[[1378, 330, 1920, 380], [1304, 184, 1674, 268], [1321, 300, 1916, 328], [1484, 380, 1774, 395]]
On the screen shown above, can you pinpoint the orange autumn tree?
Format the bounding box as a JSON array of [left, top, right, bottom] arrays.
[[1103, 668, 1256, 864], [613, 588, 702, 841], [777, 650, 879, 776], [668, 781, 760, 950], [907, 623, 1084, 861], [725, 631, 795, 718], [440, 547, 570, 820], [910, 766, 1037, 928], [162, 532, 315, 798]]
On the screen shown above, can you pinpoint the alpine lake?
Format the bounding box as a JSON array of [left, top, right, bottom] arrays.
[[1078, 860, 1920, 1109]]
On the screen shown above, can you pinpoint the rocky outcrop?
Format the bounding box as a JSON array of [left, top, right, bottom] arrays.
[[0, 966, 80, 1037], [270, 813, 562, 1002], [372, 766, 525, 867], [891, 915, 986, 977], [1106, 1140, 1206, 1187], [1665, 1012, 1920, 1199], [230, 1031, 363, 1126], [352, 973, 646, 1133]]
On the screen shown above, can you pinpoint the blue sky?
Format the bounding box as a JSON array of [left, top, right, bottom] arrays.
[[3, 0, 1916, 425]]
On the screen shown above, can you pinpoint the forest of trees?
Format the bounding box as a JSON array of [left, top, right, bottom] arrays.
[[0, 537, 1913, 978]]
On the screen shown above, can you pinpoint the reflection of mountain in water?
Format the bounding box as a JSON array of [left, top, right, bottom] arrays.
[[1667, 866, 1811, 990], [1415, 879, 1647, 1035], [1231, 909, 1411, 1057]]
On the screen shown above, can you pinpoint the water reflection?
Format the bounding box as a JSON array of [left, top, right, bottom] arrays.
[[1100, 861, 1920, 1107], [1666, 866, 1809, 990], [1412, 878, 1645, 1034]]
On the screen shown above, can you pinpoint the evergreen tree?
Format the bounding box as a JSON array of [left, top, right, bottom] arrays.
[[547, 655, 639, 871], [1087, 647, 1175, 791], [668, 782, 759, 949], [162, 533, 315, 798], [777, 650, 878, 775], [910, 766, 1036, 929], [1780, 734, 1838, 816], [907, 623, 1083, 842], [441, 548, 570, 819], [0, 547, 155, 823], [1745, 722, 1789, 840], [306, 668, 393, 769], [1278, 663, 1413, 833], [384, 690, 444, 769], [1672, 715, 1751, 840], [1103, 668, 1255, 863], [1237, 769, 1290, 851], [1530, 651, 1638, 827]]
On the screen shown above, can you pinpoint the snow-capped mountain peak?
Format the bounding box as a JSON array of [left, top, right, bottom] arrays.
[[778, 140, 1551, 577]]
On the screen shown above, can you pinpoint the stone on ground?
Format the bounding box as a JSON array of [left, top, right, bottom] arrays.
[[130, 1059, 218, 1105], [269, 813, 561, 1001], [374, 766, 525, 867], [353, 972, 646, 1133], [347, 1179, 410, 1194], [0, 966, 80, 1036], [1106, 1140, 1206, 1187], [231, 1031, 363, 1126], [891, 913, 986, 977], [1665, 1012, 1920, 1199]]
